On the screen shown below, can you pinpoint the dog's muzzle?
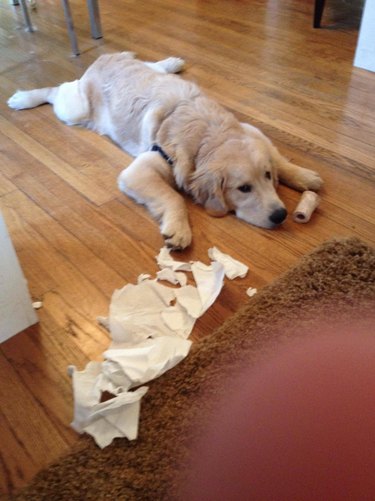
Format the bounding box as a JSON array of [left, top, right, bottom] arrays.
[[269, 207, 287, 225]]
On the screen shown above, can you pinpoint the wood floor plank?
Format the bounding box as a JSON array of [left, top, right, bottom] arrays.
[[0, 350, 70, 481], [0, 114, 115, 206], [0, 189, 127, 297], [0, 0, 374, 496], [0, 203, 111, 351], [11, 172, 161, 278], [0, 406, 37, 495], [0, 325, 84, 445], [0, 172, 16, 196]]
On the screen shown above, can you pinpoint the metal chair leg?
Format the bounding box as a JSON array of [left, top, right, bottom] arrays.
[[313, 0, 326, 28], [61, 0, 80, 55], [19, 0, 35, 32], [87, 0, 102, 39], [14, 0, 102, 55]]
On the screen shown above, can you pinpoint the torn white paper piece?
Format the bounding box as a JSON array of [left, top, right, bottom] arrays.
[[109, 280, 177, 343], [192, 261, 225, 315], [161, 303, 196, 338], [156, 268, 187, 286], [84, 391, 145, 448], [156, 247, 191, 271], [174, 262, 225, 319], [175, 284, 202, 319], [70, 361, 149, 448], [70, 246, 250, 448], [208, 247, 248, 279], [103, 336, 192, 389], [246, 287, 258, 297]]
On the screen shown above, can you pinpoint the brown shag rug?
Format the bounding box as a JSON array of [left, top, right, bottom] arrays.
[[12, 238, 375, 501]]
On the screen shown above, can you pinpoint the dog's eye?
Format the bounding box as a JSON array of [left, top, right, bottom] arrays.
[[265, 171, 272, 180], [238, 184, 252, 193]]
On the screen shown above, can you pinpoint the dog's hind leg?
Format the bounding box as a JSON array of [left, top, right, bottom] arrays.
[[51, 80, 90, 125], [8, 80, 90, 126], [144, 57, 185, 74], [118, 152, 192, 249], [8, 87, 58, 110]]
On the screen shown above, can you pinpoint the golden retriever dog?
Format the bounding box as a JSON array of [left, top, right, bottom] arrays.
[[8, 52, 322, 249]]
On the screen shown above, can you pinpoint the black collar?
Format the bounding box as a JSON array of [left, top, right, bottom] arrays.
[[150, 144, 174, 167]]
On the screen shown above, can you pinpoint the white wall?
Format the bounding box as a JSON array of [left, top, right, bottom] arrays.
[[0, 213, 38, 343], [354, 0, 375, 72]]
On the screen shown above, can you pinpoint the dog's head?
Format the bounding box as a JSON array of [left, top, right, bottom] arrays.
[[189, 124, 287, 228]]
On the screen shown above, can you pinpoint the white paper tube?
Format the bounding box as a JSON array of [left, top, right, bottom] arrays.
[[293, 191, 320, 223]]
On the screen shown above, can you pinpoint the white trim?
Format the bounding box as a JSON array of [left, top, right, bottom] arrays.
[[0, 213, 38, 343], [354, 0, 375, 73]]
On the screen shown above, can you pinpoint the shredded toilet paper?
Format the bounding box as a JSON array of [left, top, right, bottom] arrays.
[[69, 247, 249, 447], [208, 246, 249, 279], [246, 287, 258, 297]]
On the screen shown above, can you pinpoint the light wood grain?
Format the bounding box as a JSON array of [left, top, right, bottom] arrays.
[[0, 0, 374, 495]]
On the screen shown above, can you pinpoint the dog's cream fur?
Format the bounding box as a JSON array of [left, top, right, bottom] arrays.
[[8, 52, 323, 249]]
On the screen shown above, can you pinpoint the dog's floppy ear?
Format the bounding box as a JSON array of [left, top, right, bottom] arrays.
[[241, 121, 279, 187], [189, 170, 228, 217]]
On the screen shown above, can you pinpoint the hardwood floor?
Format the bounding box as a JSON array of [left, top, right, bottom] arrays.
[[0, 0, 374, 495]]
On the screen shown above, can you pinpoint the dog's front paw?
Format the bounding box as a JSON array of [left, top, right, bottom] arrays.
[[303, 169, 323, 191], [294, 167, 323, 192], [161, 218, 192, 250]]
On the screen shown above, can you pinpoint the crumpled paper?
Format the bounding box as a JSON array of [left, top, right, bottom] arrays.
[[70, 361, 148, 448], [246, 287, 258, 297], [156, 247, 192, 271], [208, 246, 249, 279], [175, 261, 225, 318], [69, 246, 249, 447], [103, 336, 192, 389]]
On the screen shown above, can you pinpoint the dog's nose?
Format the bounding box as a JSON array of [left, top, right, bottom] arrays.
[[269, 207, 287, 225]]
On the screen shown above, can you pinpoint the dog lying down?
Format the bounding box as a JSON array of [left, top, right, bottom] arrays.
[[8, 52, 323, 249]]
